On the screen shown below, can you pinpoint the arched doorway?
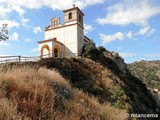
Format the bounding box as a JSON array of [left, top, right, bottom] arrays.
[[54, 45, 60, 58], [54, 48, 58, 57], [41, 44, 50, 58]]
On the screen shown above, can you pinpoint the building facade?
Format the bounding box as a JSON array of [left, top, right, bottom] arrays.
[[38, 5, 91, 58]]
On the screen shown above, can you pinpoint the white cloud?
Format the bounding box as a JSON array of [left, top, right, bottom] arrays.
[[138, 26, 156, 36], [9, 32, 19, 41], [96, 0, 160, 26], [45, 0, 105, 10], [0, 5, 12, 19], [119, 52, 136, 58], [147, 28, 156, 36], [45, 0, 76, 10], [0, 3, 25, 20], [138, 26, 150, 35], [100, 27, 156, 45], [75, 0, 105, 9], [99, 32, 124, 45], [21, 18, 30, 26], [11, 5, 25, 16], [125, 27, 156, 40], [0, 0, 44, 9], [125, 27, 156, 39], [33, 27, 42, 34], [0, 0, 105, 11], [84, 24, 94, 35], [126, 31, 134, 39]]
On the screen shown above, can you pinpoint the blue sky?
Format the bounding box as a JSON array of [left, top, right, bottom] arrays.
[[0, 0, 160, 63]]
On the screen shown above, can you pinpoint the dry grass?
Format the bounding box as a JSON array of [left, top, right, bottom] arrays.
[[0, 64, 127, 120], [73, 90, 127, 120], [0, 98, 19, 120], [0, 65, 56, 119]]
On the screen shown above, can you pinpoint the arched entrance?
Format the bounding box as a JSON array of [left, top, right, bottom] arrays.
[[41, 44, 50, 58], [54, 45, 60, 57], [54, 48, 58, 57]]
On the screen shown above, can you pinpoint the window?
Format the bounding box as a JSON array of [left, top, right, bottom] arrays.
[[79, 15, 82, 23], [69, 12, 72, 20]]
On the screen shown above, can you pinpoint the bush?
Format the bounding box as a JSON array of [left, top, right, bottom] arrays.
[[109, 86, 129, 109], [98, 46, 107, 52], [82, 41, 102, 60]]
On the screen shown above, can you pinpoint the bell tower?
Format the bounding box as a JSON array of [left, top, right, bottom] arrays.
[[62, 5, 85, 56], [63, 4, 84, 27]]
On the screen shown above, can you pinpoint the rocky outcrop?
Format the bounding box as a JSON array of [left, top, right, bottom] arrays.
[[110, 51, 127, 74]]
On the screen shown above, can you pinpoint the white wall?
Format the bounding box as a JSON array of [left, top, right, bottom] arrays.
[[64, 24, 78, 55], [44, 24, 79, 56], [77, 25, 84, 55], [44, 28, 64, 43]]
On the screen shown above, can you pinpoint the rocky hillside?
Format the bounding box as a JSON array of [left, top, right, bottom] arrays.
[[0, 42, 159, 120], [127, 60, 160, 89], [127, 60, 160, 103]]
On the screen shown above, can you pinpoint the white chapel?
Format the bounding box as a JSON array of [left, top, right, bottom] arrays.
[[38, 5, 91, 58]]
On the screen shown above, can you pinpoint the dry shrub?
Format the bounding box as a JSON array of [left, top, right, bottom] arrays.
[[72, 89, 127, 120], [37, 67, 70, 88], [0, 98, 19, 120], [100, 103, 127, 120], [0, 66, 57, 119]]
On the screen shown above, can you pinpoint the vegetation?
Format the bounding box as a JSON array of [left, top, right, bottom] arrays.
[[0, 24, 9, 41], [128, 60, 160, 101], [0, 64, 126, 120], [38, 59, 159, 119], [128, 60, 160, 89], [82, 41, 102, 60], [81, 42, 160, 116]]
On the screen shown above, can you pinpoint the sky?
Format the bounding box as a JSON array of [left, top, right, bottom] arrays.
[[0, 0, 160, 63]]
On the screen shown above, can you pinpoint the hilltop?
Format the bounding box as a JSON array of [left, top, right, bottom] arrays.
[[0, 42, 159, 120]]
